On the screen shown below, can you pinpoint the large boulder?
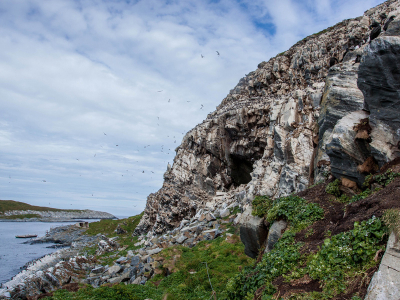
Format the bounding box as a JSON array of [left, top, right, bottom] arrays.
[[238, 208, 268, 258], [358, 36, 400, 167], [264, 220, 287, 253], [364, 230, 400, 300], [326, 110, 370, 186]]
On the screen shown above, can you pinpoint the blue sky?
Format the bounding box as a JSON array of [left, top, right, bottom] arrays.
[[0, 0, 384, 216]]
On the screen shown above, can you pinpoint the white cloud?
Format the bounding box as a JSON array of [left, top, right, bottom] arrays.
[[0, 0, 385, 216]]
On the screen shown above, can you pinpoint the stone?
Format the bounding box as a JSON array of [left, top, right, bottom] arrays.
[[146, 247, 162, 255], [238, 208, 268, 258], [107, 265, 121, 275], [130, 256, 141, 266], [364, 231, 400, 300], [206, 213, 216, 221], [219, 208, 230, 218], [176, 235, 188, 244], [91, 266, 105, 274], [264, 220, 287, 253], [115, 256, 127, 263], [326, 110, 370, 186], [131, 276, 142, 285]]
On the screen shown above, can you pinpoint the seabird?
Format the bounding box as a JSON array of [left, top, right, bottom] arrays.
[[216, 51, 220, 56], [369, 22, 381, 42], [103, 132, 107, 135], [168, 99, 170, 102], [157, 90, 163, 92], [201, 54, 204, 58], [384, 15, 395, 31]]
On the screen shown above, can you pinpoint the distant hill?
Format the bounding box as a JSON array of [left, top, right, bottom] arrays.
[[0, 200, 72, 213], [0, 200, 115, 221]]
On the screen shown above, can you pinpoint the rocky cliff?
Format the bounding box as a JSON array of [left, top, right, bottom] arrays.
[[135, 0, 400, 236]]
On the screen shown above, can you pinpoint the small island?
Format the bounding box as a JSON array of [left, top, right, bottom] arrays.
[[0, 200, 116, 222]]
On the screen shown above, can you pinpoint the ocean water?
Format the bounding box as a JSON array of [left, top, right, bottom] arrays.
[[0, 220, 100, 285]]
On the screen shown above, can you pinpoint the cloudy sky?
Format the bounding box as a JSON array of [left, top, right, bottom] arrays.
[[0, 0, 384, 217]]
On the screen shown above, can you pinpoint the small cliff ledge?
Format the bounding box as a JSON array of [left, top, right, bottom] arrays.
[[135, 0, 400, 236]]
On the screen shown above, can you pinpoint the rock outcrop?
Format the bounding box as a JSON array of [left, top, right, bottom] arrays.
[[135, 0, 400, 236]]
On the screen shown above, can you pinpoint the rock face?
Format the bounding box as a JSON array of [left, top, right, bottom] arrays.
[[135, 0, 400, 237], [358, 35, 400, 167], [365, 231, 400, 300]]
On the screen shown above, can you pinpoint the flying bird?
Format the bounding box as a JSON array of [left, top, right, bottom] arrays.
[[216, 51, 220, 56], [94, 154, 96, 157], [42, 180, 46, 182], [142, 171, 144, 173], [157, 90, 163, 92], [103, 132, 107, 135], [200, 104, 203, 109], [201, 54, 204, 58], [116, 145, 118, 146]]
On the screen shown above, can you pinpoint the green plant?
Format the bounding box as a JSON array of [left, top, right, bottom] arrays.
[[266, 195, 324, 231], [363, 169, 400, 188], [307, 216, 387, 297], [325, 179, 341, 197], [252, 195, 273, 218], [382, 208, 400, 240], [305, 228, 315, 238]]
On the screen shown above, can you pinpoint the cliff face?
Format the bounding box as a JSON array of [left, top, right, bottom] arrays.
[[135, 0, 400, 235]]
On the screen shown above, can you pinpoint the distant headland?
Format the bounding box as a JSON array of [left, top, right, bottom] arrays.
[[0, 200, 116, 222]]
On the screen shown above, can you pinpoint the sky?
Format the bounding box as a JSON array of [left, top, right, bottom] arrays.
[[0, 0, 385, 217]]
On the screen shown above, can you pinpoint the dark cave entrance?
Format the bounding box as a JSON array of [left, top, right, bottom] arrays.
[[229, 155, 253, 187]]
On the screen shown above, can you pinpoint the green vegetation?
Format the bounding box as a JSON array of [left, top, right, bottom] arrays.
[[226, 216, 387, 300], [46, 229, 253, 300], [45, 284, 163, 300], [305, 217, 386, 298], [326, 169, 400, 206], [0, 199, 83, 215], [226, 195, 325, 299], [364, 168, 400, 188], [83, 214, 144, 264], [382, 208, 400, 240], [325, 179, 341, 197], [149, 235, 253, 299], [266, 195, 324, 231], [0, 200, 64, 213], [252, 195, 273, 218]]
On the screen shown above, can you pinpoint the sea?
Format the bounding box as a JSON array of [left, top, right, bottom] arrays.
[[0, 220, 102, 285]]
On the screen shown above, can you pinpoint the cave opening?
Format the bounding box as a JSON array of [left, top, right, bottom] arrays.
[[229, 154, 254, 187]]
